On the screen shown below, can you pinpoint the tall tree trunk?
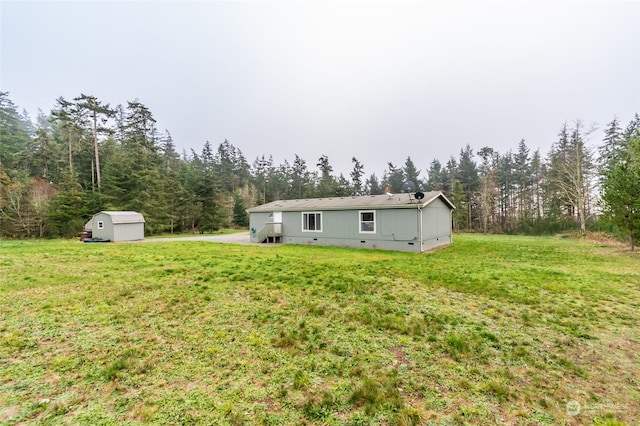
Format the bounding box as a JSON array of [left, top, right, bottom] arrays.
[[576, 142, 585, 234], [68, 128, 73, 173], [93, 111, 101, 191]]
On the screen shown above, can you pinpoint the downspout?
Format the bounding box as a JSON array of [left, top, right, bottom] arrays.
[[450, 208, 454, 241], [418, 205, 423, 252]]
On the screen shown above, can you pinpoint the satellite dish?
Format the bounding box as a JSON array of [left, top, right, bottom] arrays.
[[415, 191, 425, 200], [402, 181, 416, 193]]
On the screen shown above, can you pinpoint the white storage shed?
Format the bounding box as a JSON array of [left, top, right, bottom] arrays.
[[87, 211, 145, 242]]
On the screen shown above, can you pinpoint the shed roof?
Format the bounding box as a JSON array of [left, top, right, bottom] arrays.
[[95, 211, 146, 224], [247, 191, 455, 213]]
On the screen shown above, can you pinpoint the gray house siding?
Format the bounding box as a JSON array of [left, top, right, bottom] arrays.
[[421, 197, 453, 250], [378, 209, 418, 241], [249, 212, 274, 242], [280, 208, 423, 253]]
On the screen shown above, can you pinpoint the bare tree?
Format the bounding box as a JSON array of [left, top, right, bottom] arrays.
[[547, 121, 596, 233]]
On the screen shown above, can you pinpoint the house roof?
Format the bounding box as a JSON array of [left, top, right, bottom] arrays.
[[94, 211, 146, 224], [247, 191, 455, 213]]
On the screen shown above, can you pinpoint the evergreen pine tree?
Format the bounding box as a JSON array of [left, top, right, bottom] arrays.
[[364, 173, 380, 195], [425, 159, 444, 191], [0, 92, 31, 174], [402, 156, 422, 189], [457, 145, 479, 229], [350, 157, 364, 195], [602, 137, 640, 250], [232, 193, 249, 227], [316, 155, 335, 197]]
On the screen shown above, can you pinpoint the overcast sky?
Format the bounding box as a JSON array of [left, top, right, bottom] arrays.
[[1, 0, 639, 178]]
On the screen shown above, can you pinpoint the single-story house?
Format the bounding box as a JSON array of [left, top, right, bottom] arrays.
[[247, 191, 455, 253], [85, 211, 145, 242]]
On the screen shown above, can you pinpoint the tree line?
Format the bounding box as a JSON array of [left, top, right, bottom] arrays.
[[1, 92, 638, 249]]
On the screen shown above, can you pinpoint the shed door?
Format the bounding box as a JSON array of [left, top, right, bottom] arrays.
[[273, 211, 282, 233]]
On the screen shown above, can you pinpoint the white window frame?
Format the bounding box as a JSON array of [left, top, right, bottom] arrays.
[[359, 210, 376, 234], [97, 221, 105, 230], [302, 212, 322, 232]]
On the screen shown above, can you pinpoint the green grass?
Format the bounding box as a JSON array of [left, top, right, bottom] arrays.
[[1, 234, 638, 425]]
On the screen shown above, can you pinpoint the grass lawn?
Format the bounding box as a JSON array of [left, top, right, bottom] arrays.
[[1, 234, 638, 425]]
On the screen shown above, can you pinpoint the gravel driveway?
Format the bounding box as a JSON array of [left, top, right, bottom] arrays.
[[139, 232, 261, 245]]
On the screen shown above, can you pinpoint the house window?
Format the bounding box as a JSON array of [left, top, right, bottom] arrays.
[[359, 211, 376, 233], [97, 221, 104, 230], [302, 212, 322, 232]]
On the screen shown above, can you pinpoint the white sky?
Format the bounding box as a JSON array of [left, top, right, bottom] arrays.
[[1, 0, 639, 178]]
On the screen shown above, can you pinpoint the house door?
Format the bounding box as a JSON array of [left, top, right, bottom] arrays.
[[273, 211, 282, 233]]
